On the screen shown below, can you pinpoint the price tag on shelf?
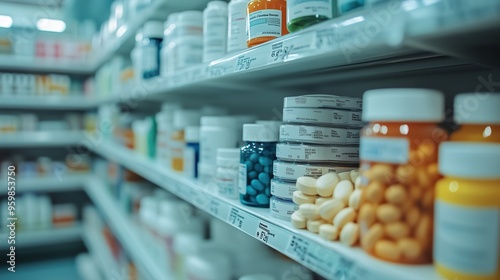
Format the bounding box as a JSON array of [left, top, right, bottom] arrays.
[[255, 220, 273, 244], [268, 41, 293, 63], [234, 54, 258, 72], [227, 207, 245, 229], [285, 235, 339, 276], [209, 63, 232, 78], [315, 28, 337, 50]]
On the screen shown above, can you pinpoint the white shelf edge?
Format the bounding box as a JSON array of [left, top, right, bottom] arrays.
[[86, 140, 438, 280], [0, 174, 89, 194], [81, 222, 120, 280], [0, 222, 82, 249], [83, 177, 171, 280], [0, 55, 93, 74], [0, 131, 83, 148], [0, 96, 98, 110]]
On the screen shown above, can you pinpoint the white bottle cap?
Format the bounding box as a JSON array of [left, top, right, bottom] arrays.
[[439, 142, 500, 179], [362, 88, 445, 122], [243, 124, 279, 142], [173, 232, 204, 256], [173, 109, 201, 129], [201, 116, 239, 127], [142, 20, 164, 39], [186, 251, 232, 280], [185, 126, 200, 142], [454, 93, 500, 124], [216, 148, 240, 166], [164, 13, 179, 29], [177, 11, 203, 26]]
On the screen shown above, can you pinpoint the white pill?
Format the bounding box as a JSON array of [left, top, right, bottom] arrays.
[[338, 172, 352, 182], [319, 198, 345, 221], [299, 203, 320, 220], [307, 219, 325, 233], [292, 191, 316, 205], [296, 177, 317, 196], [333, 207, 356, 229], [315, 197, 330, 205], [348, 189, 363, 210], [316, 172, 339, 197], [354, 176, 363, 189], [350, 171, 359, 183], [333, 180, 354, 204], [291, 211, 307, 229], [340, 222, 359, 247], [319, 224, 339, 241]]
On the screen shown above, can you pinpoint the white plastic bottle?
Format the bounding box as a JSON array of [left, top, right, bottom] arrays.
[[170, 11, 204, 70], [227, 0, 250, 53], [203, 1, 229, 62], [216, 148, 241, 198]]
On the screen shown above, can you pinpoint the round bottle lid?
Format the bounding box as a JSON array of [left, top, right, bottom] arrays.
[[362, 88, 444, 122], [142, 20, 164, 39], [216, 148, 240, 167], [454, 93, 500, 124], [439, 142, 500, 179], [243, 124, 279, 142]]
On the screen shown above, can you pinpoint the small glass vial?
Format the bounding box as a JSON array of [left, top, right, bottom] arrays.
[[451, 93, 500, 143], [247, 0, 288, 47], [216, 148, 240, 198], [287, 0, 335, 33], [239, 124, 278, 207], [184, 126, 200, 178], [141, 21, 163, 79]]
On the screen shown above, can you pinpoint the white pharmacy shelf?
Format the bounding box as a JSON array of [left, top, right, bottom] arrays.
[[86, 140, 438, 280], [103, 0, 500, 104], [0, 222, 82, 249], [84, 177, 171, 280], [82, 223, 120, 280], [0, 131, 83, 148], [0, 96, 100, 110], [0, 174, 88, 194], [0, 54, 93, 74]]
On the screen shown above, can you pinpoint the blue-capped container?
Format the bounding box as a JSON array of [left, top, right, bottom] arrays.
[[239, 124, 278, 207], [141, 20, 163, 79]]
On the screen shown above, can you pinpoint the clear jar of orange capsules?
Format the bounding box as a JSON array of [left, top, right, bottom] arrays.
[[451, 93, 500, 143], [358, 88, 447, 264], [247, 0, 288, 47]]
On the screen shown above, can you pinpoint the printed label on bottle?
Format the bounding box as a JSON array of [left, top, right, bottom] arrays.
[[217, 172, 239, 199], [360, 137, 409, 164], [239, 163, 247, 194], [141, 45, 159, 74], [176, 42, 203, 69], [248, 9, 282, 40], [435, 200, 499, 275], [288, 0, 332, 21]]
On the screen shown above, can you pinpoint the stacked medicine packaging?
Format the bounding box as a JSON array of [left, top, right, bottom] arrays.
[[271, 95, 362, 220]]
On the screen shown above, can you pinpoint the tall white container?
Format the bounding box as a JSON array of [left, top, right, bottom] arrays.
[[203, 1, 229, 62], [227, 0, 250, 53]]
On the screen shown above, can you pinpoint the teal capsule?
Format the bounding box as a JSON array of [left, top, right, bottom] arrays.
[[256, 194, 270, 204], [251, 179, 265, 191], [254, 163, 263, 172], [250, 153, 259, 163], [246, 185, 257, 196], [248, 171, 257, 180], [258, 172, 270, 185], [259, 156, 273, 166]]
